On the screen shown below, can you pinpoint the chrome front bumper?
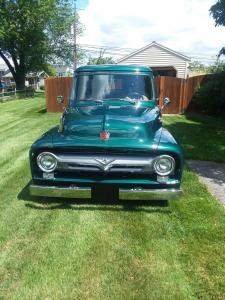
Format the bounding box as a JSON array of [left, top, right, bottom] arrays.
[[30, 184, 182, 200]]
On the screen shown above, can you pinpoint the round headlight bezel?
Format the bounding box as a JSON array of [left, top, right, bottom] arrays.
[[153, 155, 175, 176], [37, 152, 57, 173]]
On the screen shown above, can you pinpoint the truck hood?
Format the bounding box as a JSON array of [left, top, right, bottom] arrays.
[[63, 105, 161, 140], [51, 105, 162, 150]]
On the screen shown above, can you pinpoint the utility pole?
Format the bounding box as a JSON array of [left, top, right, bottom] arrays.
[[73, 0, 77, 70]]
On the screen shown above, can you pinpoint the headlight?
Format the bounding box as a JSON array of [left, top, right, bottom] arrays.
[[154, 155, 175, 176], [37, 152, 57, 173]]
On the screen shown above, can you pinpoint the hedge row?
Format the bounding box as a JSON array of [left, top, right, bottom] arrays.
[[189, 72, 225, 116]]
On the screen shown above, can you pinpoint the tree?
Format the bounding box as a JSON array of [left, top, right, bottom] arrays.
[[188, 60, 225, 74], [210, 0, 225, 57], [188, 60, 207, 72], [44, 64, 57, 76], [88, 56, 115, 65], [0, 0, 83, 89]]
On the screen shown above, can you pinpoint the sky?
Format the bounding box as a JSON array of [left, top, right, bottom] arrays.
[[1, 0, 224, 67], [78, 0, 225, 64]]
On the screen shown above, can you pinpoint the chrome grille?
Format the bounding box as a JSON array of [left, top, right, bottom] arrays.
[[55, 154, 155, 174]]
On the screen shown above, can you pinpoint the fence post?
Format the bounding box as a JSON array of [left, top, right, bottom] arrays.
[[181, 79, 187, 113], [158, 76, 165, 107], [179, 79, 184, 113]]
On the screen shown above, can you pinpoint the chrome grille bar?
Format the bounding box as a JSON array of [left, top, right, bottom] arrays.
[[54, 154, 155, 173]]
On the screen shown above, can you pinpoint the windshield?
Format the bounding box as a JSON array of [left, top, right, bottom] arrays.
[[71, 74, 153, 103]]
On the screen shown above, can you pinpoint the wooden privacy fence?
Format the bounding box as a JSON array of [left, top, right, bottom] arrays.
[[45, 75, 208, 113], [45, 77, 72, 112], [157, 75, 207, 114]]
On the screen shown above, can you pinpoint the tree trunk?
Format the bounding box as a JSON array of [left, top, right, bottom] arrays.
[[14, 73, 26, 90]]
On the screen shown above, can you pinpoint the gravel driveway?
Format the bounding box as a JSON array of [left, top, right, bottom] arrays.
[[187, 160, 225, 205]]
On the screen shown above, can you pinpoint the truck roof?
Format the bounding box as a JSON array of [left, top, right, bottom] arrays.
[[76, 64, 153, 74]]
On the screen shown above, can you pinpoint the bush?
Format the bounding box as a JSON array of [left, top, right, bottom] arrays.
[[39, 85, 45, 90], [192, 72, 225, 116]]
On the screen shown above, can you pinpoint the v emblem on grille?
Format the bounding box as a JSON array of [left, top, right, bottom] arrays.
[[95, 158, 115, 171]]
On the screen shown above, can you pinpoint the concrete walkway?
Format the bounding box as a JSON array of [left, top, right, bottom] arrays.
[[187, 160, 225, 205]]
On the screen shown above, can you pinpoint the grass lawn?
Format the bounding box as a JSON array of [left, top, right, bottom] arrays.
[[0, 95, 225, 299], [164, 113, 225, 163]]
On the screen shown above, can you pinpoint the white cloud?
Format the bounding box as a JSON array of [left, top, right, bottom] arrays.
[[79, 0, 225, 62]]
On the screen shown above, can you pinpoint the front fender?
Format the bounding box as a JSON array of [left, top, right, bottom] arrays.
[[156, 128, 184, 177]]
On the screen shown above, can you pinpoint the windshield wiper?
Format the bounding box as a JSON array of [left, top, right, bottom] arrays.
[[122, 99, 136, 105], [76, 100, 103, 106], [76, 98, 139, 106], [94, 100, 104, 104], [100, 98, 136, 105]]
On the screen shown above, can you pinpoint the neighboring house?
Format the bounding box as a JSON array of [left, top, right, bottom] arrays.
[[2, 70, 49, 90], [117, 41, 191, 79], [38, 71, 49, 87], [0, 64, 8, 79], [54, 65, 72, 77], [2, 71, 16, 87], [26, 72, 49, 89]]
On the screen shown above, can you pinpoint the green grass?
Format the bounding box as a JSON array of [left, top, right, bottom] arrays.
[[164, 113, 225, 163], [0, 96, 225, 299]]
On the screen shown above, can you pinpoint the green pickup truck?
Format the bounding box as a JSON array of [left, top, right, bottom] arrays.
[[29, 65, 183, 200]]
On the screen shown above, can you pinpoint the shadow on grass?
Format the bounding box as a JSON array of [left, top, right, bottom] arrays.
[[17, 182, 170, 214], [164, 113, 225, 162], [38, 108, 47, 114]]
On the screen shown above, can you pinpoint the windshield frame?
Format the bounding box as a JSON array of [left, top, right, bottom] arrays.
[[69, 72, 156, 107]]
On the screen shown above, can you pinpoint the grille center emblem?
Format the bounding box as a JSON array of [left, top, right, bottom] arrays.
[[95, 158, 114, 171]]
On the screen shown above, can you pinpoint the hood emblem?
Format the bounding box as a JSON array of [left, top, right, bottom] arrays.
[[100, 130, 110, 141], [95, 158, 114, 171]]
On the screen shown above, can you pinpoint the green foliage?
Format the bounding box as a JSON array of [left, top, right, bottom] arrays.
[[188, 60, 206, 72], [207, 60, 225, 73], [192, 72, 225, 116], [88, 56, 115, 65], [210, 0, 225, 27], [0, 0, 83, 88], [43, 64, 57, 76], [188, 60, 225, 74], [210, 1, 225, 58]]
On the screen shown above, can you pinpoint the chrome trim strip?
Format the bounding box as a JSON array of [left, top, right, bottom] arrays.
[[30, 185, 91, 198], [30, 184, 182, 200], [120, 188, 182, 200]]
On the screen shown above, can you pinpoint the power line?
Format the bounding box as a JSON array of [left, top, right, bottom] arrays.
[[79, 43, 220, 58], [73, 0, 77, 70], [79, 44, 136, 52], [82, 45, 219, 60], [69, 38, 223, 64]]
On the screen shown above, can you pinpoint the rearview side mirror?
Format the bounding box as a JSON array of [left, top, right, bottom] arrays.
[[56, 95, 64, 104], [161, 97, 171, 111]]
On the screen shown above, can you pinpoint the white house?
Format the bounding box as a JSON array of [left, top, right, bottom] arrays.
[[2, 70, 49, 90], [54, 65, 72, 77], [117, 41, 191, 79], [0, 64, 8, 79]]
